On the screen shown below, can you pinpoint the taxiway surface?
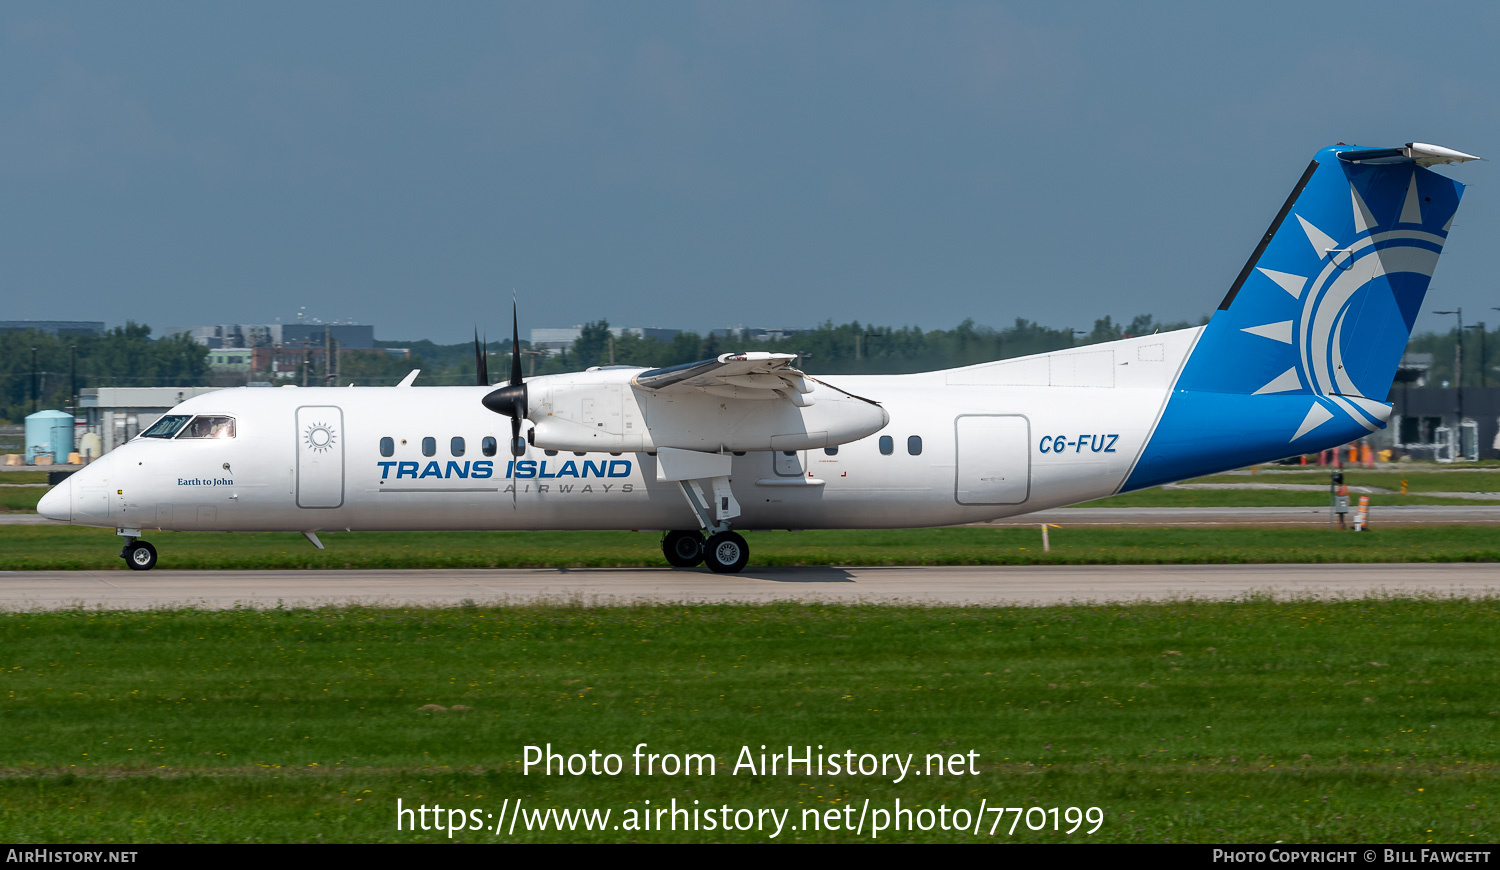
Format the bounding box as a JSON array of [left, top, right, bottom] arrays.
[[2, 563, 1497, 610]]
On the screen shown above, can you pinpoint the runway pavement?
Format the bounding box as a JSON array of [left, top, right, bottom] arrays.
[[2, 563, 1497, 610]]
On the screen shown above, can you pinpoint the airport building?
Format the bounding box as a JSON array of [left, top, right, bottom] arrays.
[[0, 320, 105, 337], [161, 323, 281, 349], [1372, 353, 1500, 461], [161, 322, 382, 383], [280, 323, 375, 349], [162, 322, 375, 350], [207, 348, 254, 374]]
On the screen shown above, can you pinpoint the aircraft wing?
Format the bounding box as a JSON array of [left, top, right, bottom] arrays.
[[633, 352, 816, 403], [526, 351, 888, 453]]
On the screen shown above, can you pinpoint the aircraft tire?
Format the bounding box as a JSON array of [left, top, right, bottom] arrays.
[[704, 531, 749, 574], [123, 541, 158, 571], [662, 530, 706, 568]]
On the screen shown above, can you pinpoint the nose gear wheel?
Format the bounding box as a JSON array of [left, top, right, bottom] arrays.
[[122, 540, 157, 571]]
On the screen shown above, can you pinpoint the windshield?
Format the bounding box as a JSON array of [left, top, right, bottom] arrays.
[[140, 415, 191, 439], [177, 416, 237, 439]]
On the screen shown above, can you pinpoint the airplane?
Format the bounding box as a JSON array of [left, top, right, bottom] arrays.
[[37, 141, 1479, 573]]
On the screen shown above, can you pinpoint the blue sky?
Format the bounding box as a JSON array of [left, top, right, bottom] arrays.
[[3, 2, 1496, 343]]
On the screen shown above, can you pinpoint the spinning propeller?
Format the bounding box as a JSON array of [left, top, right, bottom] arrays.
[[481, 301, 529, 458]]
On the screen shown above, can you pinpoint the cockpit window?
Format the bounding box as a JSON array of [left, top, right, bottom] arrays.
[[140, 415, 191, 439], [177, 416, 237, 439]]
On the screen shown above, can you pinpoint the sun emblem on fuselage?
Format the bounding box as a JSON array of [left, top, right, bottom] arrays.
[[304, 422, 337, 453]]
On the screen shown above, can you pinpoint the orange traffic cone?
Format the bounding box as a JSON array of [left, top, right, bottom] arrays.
[[1353, 495, 1370, 532]]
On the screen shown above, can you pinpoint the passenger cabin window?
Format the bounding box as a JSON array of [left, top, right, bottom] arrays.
[[421, 437, 436, 457], [907, 435, 922, 456], [824, 446, 839, 456], [141, 415, 191, 439], [178, 416, 236, 439], [879, 435, 893, 455], [379, 437, 394, 457], [482, 436, 497, 457], [451, 437, 465, 457]]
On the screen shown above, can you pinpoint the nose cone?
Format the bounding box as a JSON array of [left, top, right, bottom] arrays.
[[37, 477, 72, 523]]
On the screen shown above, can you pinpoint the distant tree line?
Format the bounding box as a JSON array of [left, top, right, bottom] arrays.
[[377, 313, 1203, 386], [309, 315, 1500, 391], [9, 313, 1493, 423], [1404, 326, 1500, 389], [0, 323, 208, 423]]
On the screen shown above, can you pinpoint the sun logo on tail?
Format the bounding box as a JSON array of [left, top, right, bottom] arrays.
[[1234, 169, 1448, 444]]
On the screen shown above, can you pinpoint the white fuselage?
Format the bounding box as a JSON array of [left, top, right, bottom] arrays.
[[48, 329, 1202, 534]]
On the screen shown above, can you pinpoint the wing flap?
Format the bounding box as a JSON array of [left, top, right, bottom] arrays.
[[634, 352, 807, 395]]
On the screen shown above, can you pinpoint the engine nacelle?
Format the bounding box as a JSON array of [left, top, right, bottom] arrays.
[[526, 368, 889, 453]]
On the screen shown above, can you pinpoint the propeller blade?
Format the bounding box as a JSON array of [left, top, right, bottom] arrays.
[[474, 329, 489, 386], [510, 299, 523, 386], [479, 298, 530, 506], [481, 297, 530, 459]]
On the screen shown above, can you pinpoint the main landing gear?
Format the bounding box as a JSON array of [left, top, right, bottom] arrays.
[[664, 471, 751, 573], [661, 529, 750, 574], [703, 531, 749, 574], [656, 447, 749, 572], [662, 530, 705, 567]]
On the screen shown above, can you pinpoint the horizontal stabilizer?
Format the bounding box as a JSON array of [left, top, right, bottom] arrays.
[[1337, 142, 1481, 167]]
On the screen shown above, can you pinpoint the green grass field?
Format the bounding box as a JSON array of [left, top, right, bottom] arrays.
[[0, 485, 44, 513], [5, 524, 1500, 571], [0, 600, 1495, 843]]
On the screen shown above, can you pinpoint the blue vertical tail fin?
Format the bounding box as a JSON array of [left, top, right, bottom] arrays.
[[1123, 142, 1477, 491]]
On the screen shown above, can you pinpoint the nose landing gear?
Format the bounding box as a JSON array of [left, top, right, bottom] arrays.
[[117, 528, 157, 570], [120, 539, 158, 571]]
